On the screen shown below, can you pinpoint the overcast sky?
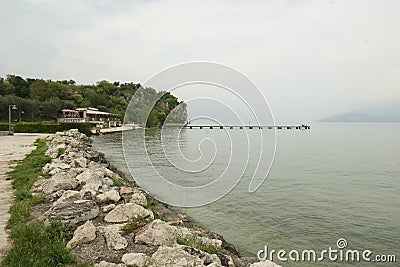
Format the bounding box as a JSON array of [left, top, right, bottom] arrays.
[[1, 0, 399, 123]]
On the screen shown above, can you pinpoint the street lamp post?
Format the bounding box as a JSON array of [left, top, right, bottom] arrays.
[[8, 104, 17, 135], [19, 110, 24, 122]]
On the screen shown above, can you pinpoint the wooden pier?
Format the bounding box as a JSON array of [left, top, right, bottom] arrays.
[[165, 125, 311, 130]]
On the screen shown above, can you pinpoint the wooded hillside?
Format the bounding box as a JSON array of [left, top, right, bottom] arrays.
[[0, 74, 187, 127]]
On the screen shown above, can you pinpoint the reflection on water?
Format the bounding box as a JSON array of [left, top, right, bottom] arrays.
[[93, 123, 400, 267]]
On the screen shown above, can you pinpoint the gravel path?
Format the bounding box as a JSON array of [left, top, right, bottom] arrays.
[[0, 133, 50, 259]]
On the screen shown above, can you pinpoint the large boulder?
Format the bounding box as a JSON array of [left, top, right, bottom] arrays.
[[199, 236, 223, 249], [102, 204, 116, 213], [42, 199, 99, 225], [76, 169, 104, 184], [135, 219, 221, 249], [94, 261, 126, 267], [250, 261, 282, 267], [135, 219, 176, 246], [104, 203, 154, 223], [45, 189, 65, 202], [104, 168, 121, 180], [127, 192, 147, 206], [80, 177, 104, 195], [121, 253, 151, 266], [69, 167, 85, 178], [119, 187, 135, 196], [31, 172, 80, 194], [151, 244, 221, 267], [47, 161, 71, 175], [119, 187, 147, 206], [73, 157, 88, 168], [52, 190, 83, 207], [103, 177, 114, 187], [66, 220, 96, 248], [99, 224, 128, 250], [96, 189, 120, 203]]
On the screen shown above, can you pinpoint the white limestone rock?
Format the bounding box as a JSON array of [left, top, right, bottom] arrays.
[[100, 224, 128, 250], [31, 173, 80, 194], [102, 204, 116, 213], [250, 261, 282, 267], [76, 169, 104, 184], [66, 220, 96, 248], [104, 203, 154, 223], [53, 190, 83, 207], [151, 244, 221, 267], [42, 199, 99, 225], [69, 167, 85, 178], [103, 177, 114, 187], [80, 175, 105, 195], [43, 163, 51, 173], [135, 219, 176, 246], [104, 168, 121, 180], [199, 236, 223, 248], [74, 157, 87, 168], [94, 261, 126, 267], [128, 192, 147, 206], [96, 189, 120, 203], [121, 253, 152, 266]]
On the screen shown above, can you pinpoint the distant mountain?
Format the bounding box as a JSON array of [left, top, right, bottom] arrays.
[[319, 100, 400, 122], [318, 112, 396, 122]]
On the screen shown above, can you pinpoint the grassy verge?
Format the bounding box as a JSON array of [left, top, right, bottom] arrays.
[[176, 233, 219, 255], [1, 139, 76, 267]]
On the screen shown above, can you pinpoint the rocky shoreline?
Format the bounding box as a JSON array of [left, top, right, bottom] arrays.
[[29, 130, 280, 267]]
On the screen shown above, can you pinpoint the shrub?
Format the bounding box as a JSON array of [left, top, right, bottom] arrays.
[[0, 122, 92, 136]]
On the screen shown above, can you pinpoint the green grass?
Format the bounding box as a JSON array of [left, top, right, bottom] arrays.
[[144, 199, 155, 210], [57, 147, 66, 157], [144, 199, 169, 221], [111, 177, 124, 187], [176, 233, 219, 255], [1, 139, 77, 267], [121, 215, 151, 235], [3, 222, 74, 266]]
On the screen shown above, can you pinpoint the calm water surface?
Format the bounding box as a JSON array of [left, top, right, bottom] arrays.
[[92, 123, 400, 267]]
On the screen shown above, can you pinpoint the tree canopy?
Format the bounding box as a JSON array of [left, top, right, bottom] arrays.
[[0, 75, 187, 126]]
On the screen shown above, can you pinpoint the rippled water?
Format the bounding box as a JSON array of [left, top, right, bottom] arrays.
[[92, 123, 400, 267]]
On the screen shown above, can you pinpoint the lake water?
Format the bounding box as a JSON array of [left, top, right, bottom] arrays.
[[92, 123, 399, 266]]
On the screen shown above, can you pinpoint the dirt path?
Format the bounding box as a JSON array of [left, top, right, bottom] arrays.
[[0, 133, 50, 259]]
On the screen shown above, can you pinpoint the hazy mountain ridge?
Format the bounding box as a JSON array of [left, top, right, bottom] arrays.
[[319, 100, 400, 122]]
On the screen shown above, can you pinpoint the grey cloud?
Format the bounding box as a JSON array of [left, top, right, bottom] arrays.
[[0, 0, 399, 123]]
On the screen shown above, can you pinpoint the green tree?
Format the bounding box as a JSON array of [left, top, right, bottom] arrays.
[[0, 75, 186, 125], [0, 78, 4, 95], [96, 80, 116, 95], [83, 89, 108, 107], [6, 74, 30, 98], [3, 81, 15, 95], [146, 109, 159, 127], [72, 94, 84, 106], [30, 79, 49, 101], [48, 82, 72, 100], [40, 98, 74, 119]]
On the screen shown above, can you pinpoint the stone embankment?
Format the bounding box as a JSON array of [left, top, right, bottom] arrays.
[[30, 130, 280, 267]]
